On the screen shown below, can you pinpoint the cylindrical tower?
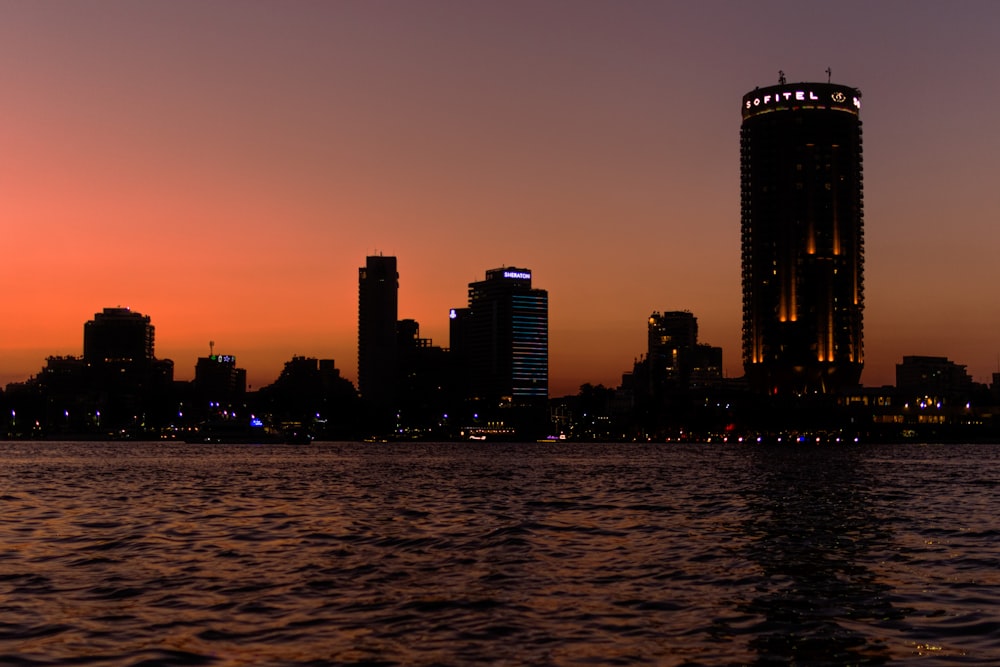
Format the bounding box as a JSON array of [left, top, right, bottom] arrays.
[[740, 81, 864, 394]]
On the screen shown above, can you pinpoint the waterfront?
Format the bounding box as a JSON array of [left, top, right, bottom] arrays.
[[1, 441, 997, 665]]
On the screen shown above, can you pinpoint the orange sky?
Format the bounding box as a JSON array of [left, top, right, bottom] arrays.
[[3, 1, 1000, 396]]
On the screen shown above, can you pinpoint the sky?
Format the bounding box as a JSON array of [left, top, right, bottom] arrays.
[[2, 1, 1000, 396]]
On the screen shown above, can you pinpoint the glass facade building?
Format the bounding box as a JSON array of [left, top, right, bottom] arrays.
[[459, 268, 548, 403]]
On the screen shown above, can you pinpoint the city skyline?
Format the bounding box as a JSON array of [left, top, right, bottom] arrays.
[[3, 2, 1000, 396]]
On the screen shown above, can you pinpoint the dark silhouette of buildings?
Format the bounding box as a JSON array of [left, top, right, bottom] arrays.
[[647, 311, 722, 391], [741, 80, 864, 395], [395, 319, 452, 434], [254, 356, 358, 439], [896, 355, 976, 404], [357, 255, 398, 427], [1, 307, 175, 437], [84, 307, 155, 363], [629, 310, 725, 437], [192, 351, 247, 412], [80, 307, 174, 429]]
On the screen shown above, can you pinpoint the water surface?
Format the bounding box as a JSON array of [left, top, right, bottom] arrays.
[[1, 441, 997, 665]]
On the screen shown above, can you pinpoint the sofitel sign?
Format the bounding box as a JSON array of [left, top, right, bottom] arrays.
[[743, 87, 861, 115]]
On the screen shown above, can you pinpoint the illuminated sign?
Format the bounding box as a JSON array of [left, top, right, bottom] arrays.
[[503, 271, 531, 280], [209, 354, 236, 364], [449, 309, 457, 319], [742, 84, 861, 119]]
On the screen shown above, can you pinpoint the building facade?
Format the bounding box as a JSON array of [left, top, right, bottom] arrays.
[[453, 267, 548, 404], [83, 307, 155, 363], [647, 311, 722, 391], [81, 307, 173, 430], [193, 353, 247, 408], [357, 255, 398, 412], [741, 80, 865, 394], [896, 355, 976, 404]]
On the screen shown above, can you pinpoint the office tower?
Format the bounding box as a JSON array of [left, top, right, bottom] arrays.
[[357, 255, 398, 411], [741, 80, 864, 394], [83, 307, 155, 363], [456, 267, 548, 403]]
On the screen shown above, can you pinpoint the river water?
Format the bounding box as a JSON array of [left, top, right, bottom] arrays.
[[0, 441, 997, 665]]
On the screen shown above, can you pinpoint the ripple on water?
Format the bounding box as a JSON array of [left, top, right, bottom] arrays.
[[0, 441, 998, 664]]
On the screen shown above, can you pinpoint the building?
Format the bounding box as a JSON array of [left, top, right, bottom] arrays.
[[254, 356, 359, 439], [740, 79, 865, 394], [646, 311, 723, 390], [452, 267, 548, 405], [396, 319, 453, 435], [357, 255, 399, 416], [193, 352, 247, 408], [896, 355, 976, 404], [648, 311, 698, 388], [83, 307, 155, 363], [77, 307, 174, 431]]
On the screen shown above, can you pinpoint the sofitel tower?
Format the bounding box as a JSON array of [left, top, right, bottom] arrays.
[[740, 80, 864, 394]]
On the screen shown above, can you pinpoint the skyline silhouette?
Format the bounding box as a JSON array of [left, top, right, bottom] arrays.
[[3, 2, 1000, 395]]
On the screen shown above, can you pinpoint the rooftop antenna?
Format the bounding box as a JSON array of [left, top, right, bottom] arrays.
[[209, 340, 215, 356], [826, 67, 832, 83], [778, 70, 786, 85]]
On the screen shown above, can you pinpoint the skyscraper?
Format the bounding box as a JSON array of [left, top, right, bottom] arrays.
[[454, 267, 548, 404], [741, 80, 864, 394], [357, 255, 398, 413]]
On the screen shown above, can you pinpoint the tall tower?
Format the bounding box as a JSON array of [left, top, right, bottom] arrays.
[[357, 255, 398, 411], [740, 80, 864, 394], [459, 267, 548, 403]]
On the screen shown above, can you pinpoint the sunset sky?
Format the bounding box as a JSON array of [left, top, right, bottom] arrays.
[[3, 1, 1000, 396]]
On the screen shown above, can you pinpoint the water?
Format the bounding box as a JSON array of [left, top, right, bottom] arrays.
[[1, 441, 997, 665]]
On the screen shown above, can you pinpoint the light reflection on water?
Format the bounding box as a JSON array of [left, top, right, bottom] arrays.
[[0, 441, 997, 665]]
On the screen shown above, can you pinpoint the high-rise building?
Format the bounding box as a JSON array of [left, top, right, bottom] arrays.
[[453, 267, 548, 403], [648, 311, 698, 385], [647, 311, 721, 390], [83, 307, 155, 363], [357, 255, 398, 411], [741, 80, 864, 394], [80, 306, 174, 429]]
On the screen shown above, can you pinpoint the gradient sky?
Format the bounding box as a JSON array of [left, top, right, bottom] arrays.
[[3, 1, 1000, 396]]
